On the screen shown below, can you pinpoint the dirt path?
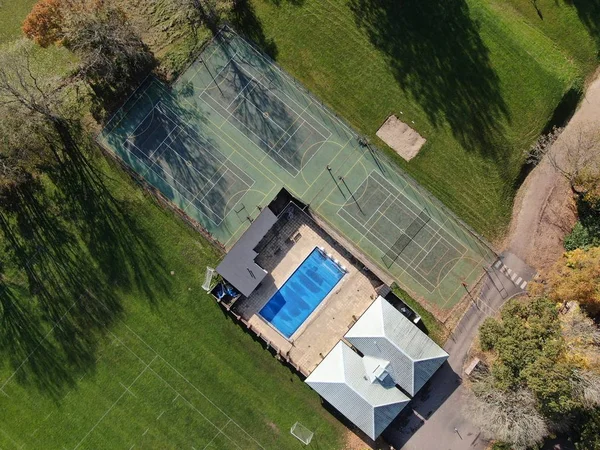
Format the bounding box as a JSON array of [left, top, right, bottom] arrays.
[[505, 72, 600, 273]]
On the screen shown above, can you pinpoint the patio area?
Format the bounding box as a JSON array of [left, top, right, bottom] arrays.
[[233, 204, 384, 375]]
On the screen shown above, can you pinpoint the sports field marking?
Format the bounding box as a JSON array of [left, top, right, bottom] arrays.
[[0, 301, 76, 396], [73, 355, 158, 449], [101, 73, 154, 135], [334, 172, 466, 293], [123, 100, 256, 227], [196, 52, 240, 98], [118, 325, 266, 450], [193, 55, 332, 178]]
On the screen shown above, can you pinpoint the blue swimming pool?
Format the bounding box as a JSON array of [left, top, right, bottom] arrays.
[[259, 248, 346, 338]]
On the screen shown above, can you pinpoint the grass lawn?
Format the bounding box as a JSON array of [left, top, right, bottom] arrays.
[[0, 2, 346, 449], [0, 134, 346, 449], [239, 0, 598, 240]]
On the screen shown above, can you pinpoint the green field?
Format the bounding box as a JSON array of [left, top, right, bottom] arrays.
[[0, 2, 345, 449], [0, 137, 346, 449], [240, 0, 598, 239]]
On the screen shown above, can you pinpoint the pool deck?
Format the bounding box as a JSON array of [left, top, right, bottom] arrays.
[[233, 206, 382, 375]]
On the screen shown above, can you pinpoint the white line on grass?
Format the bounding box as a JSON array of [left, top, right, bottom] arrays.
[[0, 302, 76, 394], [122, 326, 267, 450], [73, 356, 157, 449], [202, 419, 231, 450]]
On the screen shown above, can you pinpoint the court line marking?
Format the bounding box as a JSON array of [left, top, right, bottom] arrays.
[[334, 208, 434, 292], [357, 180, 464, 288], [199, 82, 315, 178], [196, 53, 239, 98], [196, 57, 331, 178], [164, 67, 312, 192], [124, 103, 157, 140], [154, 103, 256, 225], [102, 74, 155, 135], [109, 334, 244, 450], [232, 53, 333, 141], [367, 171, 465, 256], [335, 172, 460, 292]]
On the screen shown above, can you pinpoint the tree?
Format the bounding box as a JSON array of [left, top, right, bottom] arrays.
[[574, 408, 600, 450], [544, 247, 600, 317], [0, 105, 54, 194], [61, 2, 154, 96], [465, 374, 548, 450], [0, 39, 67, 123], [527, 127, 600, 196], [23, 0, 154, 99], [22, 0, 64, 48]]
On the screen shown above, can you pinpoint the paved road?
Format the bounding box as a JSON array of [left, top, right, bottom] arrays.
[[383, 252, 534, 450]]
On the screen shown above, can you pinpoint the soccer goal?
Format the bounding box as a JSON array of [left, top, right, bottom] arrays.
[[291, 422, 314, 445], [202, 267, 215, 292]]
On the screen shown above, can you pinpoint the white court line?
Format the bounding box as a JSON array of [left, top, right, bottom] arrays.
[[177, 70, 308, 178], [141, 100, 256, 226], [0, 302, 76, 393], [368, 171, 465, 255], [102, 73, 154, 134], [188, 167, 255, 224], [122, 325, 266, 450], [226, 76, 258, 110], [197, 53, 239, 99], [73, 355, 158, 449], [235, 62, 332, 141], [123, 102, 180, 161], [202, 60, 331, 154], [334, 208, 439, 292], [270, 119, 304, 155]]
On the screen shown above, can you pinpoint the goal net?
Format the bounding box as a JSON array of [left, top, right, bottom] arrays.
[[202, 267, 215, 292], [290, 422, 313, 445]]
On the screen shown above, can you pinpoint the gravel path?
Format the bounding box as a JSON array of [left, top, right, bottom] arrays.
[[506, 72, 600, 272]]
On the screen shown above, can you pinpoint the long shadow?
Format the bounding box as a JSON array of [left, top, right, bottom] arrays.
[[349, 0, 510, 155], [230, 0, 278, 59], [0, 121, 170, 398], [383, 362, 462, 447], [565, 0, 600, 50]]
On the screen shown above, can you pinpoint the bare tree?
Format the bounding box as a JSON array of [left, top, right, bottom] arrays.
[[528, 126, 600, 195], [0, 39, 67, 123], [465, 372, 549, 449], [60, 1, 154, 97]]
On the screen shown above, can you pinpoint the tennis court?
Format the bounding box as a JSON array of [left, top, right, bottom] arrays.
[[99, 26, 496, 315]]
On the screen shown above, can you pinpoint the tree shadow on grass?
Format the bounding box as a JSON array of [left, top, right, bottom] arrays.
[[564, 0, 600, 51], [0, 121, 170, 398], [230, 0, 278, 59], [349, 0, 510, 156]]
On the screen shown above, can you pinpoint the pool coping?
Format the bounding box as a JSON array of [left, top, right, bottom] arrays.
[[257, 246, 349, 342]]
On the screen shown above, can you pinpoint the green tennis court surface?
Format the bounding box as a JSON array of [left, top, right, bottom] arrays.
[[99, 26, 496, 314]]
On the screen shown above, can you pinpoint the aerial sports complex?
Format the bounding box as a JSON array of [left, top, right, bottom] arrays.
[[99, 27, 496, 440]]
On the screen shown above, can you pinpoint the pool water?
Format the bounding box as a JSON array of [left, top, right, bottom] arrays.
[[259, 248, 346, 338]]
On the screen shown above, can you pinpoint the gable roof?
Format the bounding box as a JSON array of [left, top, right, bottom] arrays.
[[345, 297, 448, 396], [305, 342, 410, 440]]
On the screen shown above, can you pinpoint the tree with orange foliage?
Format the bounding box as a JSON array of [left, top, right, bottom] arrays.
[[544, 247, 600, 317], [22, 0, 64, 48]]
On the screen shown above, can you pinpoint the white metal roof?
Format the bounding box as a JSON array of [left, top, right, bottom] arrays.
[[345, 296, 448, 396], [305, 342, 410, 440]]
